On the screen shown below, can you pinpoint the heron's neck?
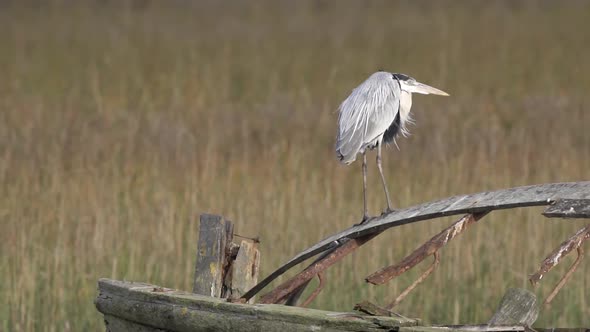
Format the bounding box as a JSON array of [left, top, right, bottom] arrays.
[[400, 91, 413, 121]]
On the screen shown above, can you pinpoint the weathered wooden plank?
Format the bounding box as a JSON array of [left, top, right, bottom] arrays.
[[420, 326, 525, 332], [103, 314, 166, 332], [95, 279, 418, 332], [536, 329, 590, 332], [243, 182, 590, 300], [543, 199, 590, 218], [192, 214, 230, 297], [487, 288, 538, 326], [403, 326, 588, 332]]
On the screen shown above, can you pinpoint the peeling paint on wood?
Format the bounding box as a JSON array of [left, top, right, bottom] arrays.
[[530, 224, 590, 285]]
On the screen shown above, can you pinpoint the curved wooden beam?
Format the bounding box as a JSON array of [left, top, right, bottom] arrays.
[[242, 182, 590, 301]]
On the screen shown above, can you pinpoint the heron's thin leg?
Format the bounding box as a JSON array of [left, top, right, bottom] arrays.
[[361, 152, 369, 222], [376, 143, 393, 213]]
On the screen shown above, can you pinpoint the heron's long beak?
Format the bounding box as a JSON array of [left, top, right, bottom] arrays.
[[410, 82, 449, 96]]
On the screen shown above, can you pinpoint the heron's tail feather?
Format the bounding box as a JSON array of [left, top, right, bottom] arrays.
[[336, 148, 357, 165], [335, 119, 363, 163]]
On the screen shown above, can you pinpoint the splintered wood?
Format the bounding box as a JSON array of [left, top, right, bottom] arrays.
[[258, 234, 378, 304], [362, 212, 488, 309], [241, 183, 590, 303], [241, 183, 590, 309], [529, 224, 589, 304], [487, 288, 539, 327], [366, 212, 488, 285], [230, 240, 261, 302], [193, 214, 260, 303], [300, 272, 325, 307], [543, 199, 590, 218], [385, 251, 440, 310], [193, 214, 232, 297]]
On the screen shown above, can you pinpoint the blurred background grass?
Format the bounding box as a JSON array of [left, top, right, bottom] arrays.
[[1, 1, 589, 330]]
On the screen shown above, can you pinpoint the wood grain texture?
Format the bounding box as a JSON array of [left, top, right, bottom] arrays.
[[192, 214, 229, 297], [259, 234, 377, 304], [529, 224, 589, 286], [95, 279, 418, 332], [366, 213, 486, 285], [543, 199, 590, 218], [244, 182, 590, 300], [401, 327, 524, 332], [103, 314, 165, 332], [230, 240, 260, 303], [95, 280, 585, 331], [487, 288, 538, 326]]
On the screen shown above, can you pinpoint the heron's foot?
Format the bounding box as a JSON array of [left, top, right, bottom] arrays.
[[355, 214, 372, 226], [381, 207, 396, 216]]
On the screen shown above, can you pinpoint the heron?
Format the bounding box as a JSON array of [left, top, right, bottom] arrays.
[[335, 71, 449, 222]]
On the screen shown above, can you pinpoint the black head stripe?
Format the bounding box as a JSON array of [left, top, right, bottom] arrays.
[[392, 73, 411, 81]]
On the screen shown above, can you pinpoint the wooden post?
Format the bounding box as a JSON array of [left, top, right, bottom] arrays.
[[230, 240, 260, 303], [193, 214, 232, 297], [193, 213, 259, 302]]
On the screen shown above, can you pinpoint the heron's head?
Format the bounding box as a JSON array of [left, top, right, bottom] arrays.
[[393, 73, 449, 96]]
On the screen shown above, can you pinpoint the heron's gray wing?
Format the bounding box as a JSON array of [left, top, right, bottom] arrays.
[[336, 73, 401, 164]]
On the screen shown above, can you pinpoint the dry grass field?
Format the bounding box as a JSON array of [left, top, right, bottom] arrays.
[[1, 1, 589, 330]]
